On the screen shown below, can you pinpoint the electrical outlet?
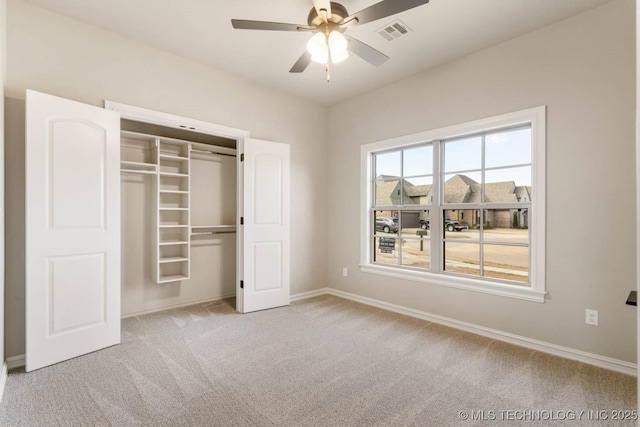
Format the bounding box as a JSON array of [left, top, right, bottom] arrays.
[[585, 309, 598, 326], [342, 268, 348, 277]]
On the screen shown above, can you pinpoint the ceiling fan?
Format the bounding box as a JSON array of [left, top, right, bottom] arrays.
[[231, 0, 430, 80]]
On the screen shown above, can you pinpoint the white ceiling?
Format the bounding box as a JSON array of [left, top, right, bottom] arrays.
[[20, 0, 616, 106]]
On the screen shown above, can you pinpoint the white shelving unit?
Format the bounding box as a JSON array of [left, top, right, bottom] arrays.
[[155, 137, 191, 283], [120, 131, 239, 285], [120, 131, 190, 283]]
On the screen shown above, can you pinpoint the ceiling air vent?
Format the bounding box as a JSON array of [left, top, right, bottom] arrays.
[[377, 20, 412, 41]]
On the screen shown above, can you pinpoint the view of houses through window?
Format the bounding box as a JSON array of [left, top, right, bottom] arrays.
[[372, 125, 532, 286]]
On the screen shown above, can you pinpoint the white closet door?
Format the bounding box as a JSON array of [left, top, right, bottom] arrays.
[[26, 90, 121, 371], [240, 138, 290, 313]]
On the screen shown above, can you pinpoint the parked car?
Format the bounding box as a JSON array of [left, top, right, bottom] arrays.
[[446, 220, 468, 232], [419, 219, 468, 232], [375, 217, 399, 233]]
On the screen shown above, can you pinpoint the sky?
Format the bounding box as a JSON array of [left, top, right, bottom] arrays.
[[375, 127, 532, 187]]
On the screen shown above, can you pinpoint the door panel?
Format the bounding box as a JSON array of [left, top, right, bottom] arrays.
[[253, 242, 282, 291], [26, 90, 120, 372], [240, 139, 290, 313], [49, 120, 107, 229], [254, 153, 283, 225], [49, 253, 106, 334]]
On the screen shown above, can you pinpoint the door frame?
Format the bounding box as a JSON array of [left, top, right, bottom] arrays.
[[104, 101, 250, 313]]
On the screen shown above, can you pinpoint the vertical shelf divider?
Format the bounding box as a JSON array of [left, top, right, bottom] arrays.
[[152, 138, 160, 283]]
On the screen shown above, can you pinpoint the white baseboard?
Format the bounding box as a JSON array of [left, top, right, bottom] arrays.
[[291, 288, 330, 302], [121, 293, 235, 319], [325, 288, 637, 377], [6, 354, 25, 370], [0, 362, 7, 403]]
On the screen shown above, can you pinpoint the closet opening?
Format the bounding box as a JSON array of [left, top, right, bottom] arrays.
[[119, 118, 239, 317]]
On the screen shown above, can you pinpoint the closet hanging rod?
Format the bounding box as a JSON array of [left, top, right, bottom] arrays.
[[191, 232, 236, 236], [190, 149, 237, 158]]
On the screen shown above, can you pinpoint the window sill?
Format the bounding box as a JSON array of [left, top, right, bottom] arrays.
[[359, 264, 546, 303]]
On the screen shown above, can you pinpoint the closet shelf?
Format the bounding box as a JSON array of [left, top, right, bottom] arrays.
[[159, 153, 189, 161], [120, 161, 157, 175], [159, 224, 189, 228], [192, 231, 236, 236], [160, 172, 189, 178], [158, 240, 189, 246], [121, 169, 156, 175], [121, 130, 158, 142], [159, 257, 189, 264], [191, 144, 237, 157], [159, 207, 189, 211], [159, 190, 188, 194], [157, 275, 189, 283]]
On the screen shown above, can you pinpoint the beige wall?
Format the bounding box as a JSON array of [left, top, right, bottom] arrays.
[[636, 0, 639, 402], [4, 0, 328, 357], [0, 0, 5, 376], [327, 0, 637, 362]]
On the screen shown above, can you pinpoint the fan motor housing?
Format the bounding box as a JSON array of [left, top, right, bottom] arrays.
[[307, 2, 349, 27]]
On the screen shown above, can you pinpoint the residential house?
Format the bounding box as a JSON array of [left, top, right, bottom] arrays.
[[376, 174, 531, 228]]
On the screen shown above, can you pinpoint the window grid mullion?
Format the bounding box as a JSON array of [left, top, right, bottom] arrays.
[[480, 135, 486, 277], [372, 154, 376, 264], [398, 150, 404, 267], [432, 140, 441, 274], [371, 205, 432, 211], [442, 203, 532, 210]]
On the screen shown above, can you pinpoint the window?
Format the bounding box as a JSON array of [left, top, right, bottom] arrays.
[[360, 107, 546, 302]]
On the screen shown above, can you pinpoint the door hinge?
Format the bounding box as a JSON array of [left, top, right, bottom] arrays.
[[240, 153, 244, 162], [240, 217, 244, 225], [240, 280, 244, 289]]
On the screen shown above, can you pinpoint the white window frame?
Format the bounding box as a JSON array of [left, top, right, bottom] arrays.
[[360, 106, 546, 303]]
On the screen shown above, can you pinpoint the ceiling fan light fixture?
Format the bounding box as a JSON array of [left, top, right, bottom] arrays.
[[231, 0, 431, 75], [328, 30, 349, 64], [307, 32, 329, 64]]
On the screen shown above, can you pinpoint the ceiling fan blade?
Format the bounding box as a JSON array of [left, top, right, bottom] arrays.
[[345, 36, 389, 67], [340, 0, 429, 26], [289, 51, 313, 73], [231, 19, 313, 32], [312, 0, 332, 21]]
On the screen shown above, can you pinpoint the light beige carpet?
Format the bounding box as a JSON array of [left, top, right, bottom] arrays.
[[0, 295, 636, 426]]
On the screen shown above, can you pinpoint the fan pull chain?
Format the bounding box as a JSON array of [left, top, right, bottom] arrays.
[[325, 63, 330, 83]]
